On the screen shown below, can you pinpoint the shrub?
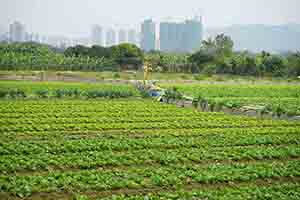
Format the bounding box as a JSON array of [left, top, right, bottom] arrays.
[[194, 74, 207, 81], [113, 73, 121, 79], [209, 100, 216, 112], [259, 105, 272, 118], [110, 91, 133, 98], [199, 97, 208, 111], [0, 90, 8, 98], [192, 98, 199, 109], [273, 105, 286, 118], [35, 90, 49, 98], [85, 90, 133, 99], [54, 89, 65, 98], [54, 88, 82, 98], [212, 75, 225, 82], [163, 87, 183, 104], [180, 74, 189, 80], [286, 109, 297, 117], [8, 89, 26, 98], [72, 88, 82, 97], [202, 65, 217, 75], [215, 101, 225, 112], [85, 90, 104, 98], [224, 101, 241, 109]]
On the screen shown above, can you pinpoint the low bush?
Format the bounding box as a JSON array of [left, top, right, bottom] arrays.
[[8, 89, 26, 98], [194, 74, 207, 81], [113, 73, 121, 79], [163, 87, 183, 103], [35, 90, 49, 98], [0, 89, 8, 98], [85, 90, 133, 99], [54, 88, 82, 98], [54, 89, 65, 98]]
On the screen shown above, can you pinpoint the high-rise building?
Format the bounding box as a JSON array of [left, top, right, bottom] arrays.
[[118, 29, 127, 44], [40, 36, 48, 44], [33, 34, 40, 43], [159, 16, 203, 52], [141, 19, 156, 51], [0, 33, 9, 42], [25, 33, 32, 42], [128, 29, 137, 46], [91, 25, 103, 46], [25, 33, 41, 43], [160, 22, 178, 52], [106, 29, 116, 47], [0, 25, 5, 37], [184, 16, 203, 52], [9, 21, 26, 42]]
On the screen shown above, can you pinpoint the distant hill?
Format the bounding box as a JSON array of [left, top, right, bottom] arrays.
[[205, 24, 300, 53]]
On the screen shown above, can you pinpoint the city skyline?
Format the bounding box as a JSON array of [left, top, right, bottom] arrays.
[[91, 25, 103, 46], [3, 21, 142, 48], [9, 21, 26, 42], [141, 19, 156, 51], [0, 0, 299, 38], [160, 17, 203, 52], [4, 18, 300, 53]]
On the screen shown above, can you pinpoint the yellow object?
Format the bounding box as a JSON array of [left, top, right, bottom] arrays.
[[143, 62, 152, 85]]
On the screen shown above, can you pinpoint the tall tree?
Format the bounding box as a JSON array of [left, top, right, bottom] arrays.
[[111, 43, 144, 70]]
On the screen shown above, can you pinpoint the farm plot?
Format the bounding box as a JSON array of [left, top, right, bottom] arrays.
[[160, 83, 300, 116], [0, 80, 139, 98], [0, 99, 300, 199]]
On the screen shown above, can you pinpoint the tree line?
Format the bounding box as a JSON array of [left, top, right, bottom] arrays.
[[0, 36, 300, 77], [0, 42, 143, 71], [187, 34, 300, 77], [146, 34, 300, 77]]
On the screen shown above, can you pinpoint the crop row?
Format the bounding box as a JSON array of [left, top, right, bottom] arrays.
[[211, 97, 300, 111], [2, 118, 299, 134], [0, 99, 156, 107], [0, 98, 153, 104], [0, 111, 221, 121], [0, 159, 299, 197], [160, 83, 300, 116], [0, 81, 139, 95], [0, 102, 197, 114], [1, 144, 299, 173], [2, 126, 299, 143], [0, 114, 268, 127], [0, 107, 194, 115], [97, 182, 300, 200], [1, 130, 299, 156], [0, 103, 185, 112], [0, 112, 234, 125], [0, 89, 137, 99], [160, 83, 300, 98]]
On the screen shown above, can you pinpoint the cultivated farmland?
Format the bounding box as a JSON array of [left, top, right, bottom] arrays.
[[0, 81, 139, 99], [160, 83, 300, 116], [0, 99, 300, 199]]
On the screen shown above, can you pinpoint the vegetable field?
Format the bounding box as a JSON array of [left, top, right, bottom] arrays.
[[160, 83, 300, 116], [0, 99, 300, 199], [0, 81, 139, 99]]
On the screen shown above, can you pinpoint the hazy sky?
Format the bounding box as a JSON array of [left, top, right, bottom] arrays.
[[0, 0, 299, 37]]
